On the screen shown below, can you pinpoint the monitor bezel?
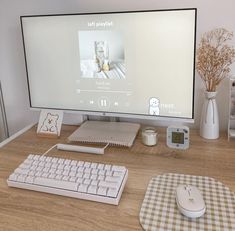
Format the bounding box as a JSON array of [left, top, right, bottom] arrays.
[[20, 8, 197, 122]]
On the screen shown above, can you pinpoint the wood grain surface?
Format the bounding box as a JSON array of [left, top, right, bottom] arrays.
[[0, 125, 235, 231]]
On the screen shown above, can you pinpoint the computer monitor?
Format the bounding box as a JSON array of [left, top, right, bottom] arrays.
[[21, 8, 196, 123]]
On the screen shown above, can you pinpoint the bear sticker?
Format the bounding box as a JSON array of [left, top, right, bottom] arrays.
[[39, 113, 59, 134], [37, 110, 63, 137], [149, 97, 160, 115]]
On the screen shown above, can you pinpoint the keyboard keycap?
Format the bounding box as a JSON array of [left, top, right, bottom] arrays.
[[112, 166, 126, 172], [87, 185, 97, 194], [78, 184, 88, 193], [9, 173, 18, 181], [99, 181, 119, 189], [107, 188, 118, 197], [97, 186, 107, 196], [34, 177, 79, 191], [25, 176, 34, 184]]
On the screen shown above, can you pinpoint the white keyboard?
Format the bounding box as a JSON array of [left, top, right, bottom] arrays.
[[7, 154, 128, 205]]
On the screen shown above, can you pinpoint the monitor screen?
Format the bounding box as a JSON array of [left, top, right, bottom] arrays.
[[21, 9, 196, 121]]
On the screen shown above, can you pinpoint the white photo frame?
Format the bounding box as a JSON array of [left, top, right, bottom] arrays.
[[37, 109, 63, 138]]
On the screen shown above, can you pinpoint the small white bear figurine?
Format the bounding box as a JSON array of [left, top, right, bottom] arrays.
[[149, 97, 160, 115], [39, 113, 59, 135]]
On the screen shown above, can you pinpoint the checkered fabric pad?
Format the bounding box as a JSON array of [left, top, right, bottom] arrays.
[[139, 173, 235, 231]]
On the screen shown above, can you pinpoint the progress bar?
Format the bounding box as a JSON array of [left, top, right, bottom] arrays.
[[77, 89, 132, 94]]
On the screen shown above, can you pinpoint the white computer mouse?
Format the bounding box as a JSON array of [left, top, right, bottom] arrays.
[[175, 184, 206, 218]]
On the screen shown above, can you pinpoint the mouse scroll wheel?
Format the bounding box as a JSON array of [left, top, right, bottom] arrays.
[[184, 185, 191, 192], [189, 198, 194, 203]]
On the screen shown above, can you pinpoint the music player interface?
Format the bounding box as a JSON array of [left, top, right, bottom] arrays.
[[22, 10, 195, 118]]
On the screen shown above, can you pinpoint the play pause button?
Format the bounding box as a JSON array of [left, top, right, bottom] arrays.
[[98, 97, 110, 109], [101, 99, 107, 107]]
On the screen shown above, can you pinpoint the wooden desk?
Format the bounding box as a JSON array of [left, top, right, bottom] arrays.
[[0, 125, 235, 231]]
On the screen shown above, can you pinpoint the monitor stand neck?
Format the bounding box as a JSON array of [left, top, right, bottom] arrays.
[[107, 116, 120, 122], [87, 115, 120, 122]]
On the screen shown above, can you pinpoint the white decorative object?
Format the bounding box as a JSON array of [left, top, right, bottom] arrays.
[[200, 91, 219, 139], [141, 127, 158, 146], [228, 78, 235, 141], [166, 125, 189, 149], [37, 109, 63, 138], [196, 29, 235, 140]]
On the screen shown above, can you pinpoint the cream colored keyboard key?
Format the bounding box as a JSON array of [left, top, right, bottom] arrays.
[[97, 186, 107, 196], [78, 184, 88, 193], [107, 188, 118, 198], [99, 181, 119, 189], [9, 173, 19, 181], [34, 177, 79, 191], [87, 185, 98, 194]]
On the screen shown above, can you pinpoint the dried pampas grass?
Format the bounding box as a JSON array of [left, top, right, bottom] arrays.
[[196, 28, 235, 92]]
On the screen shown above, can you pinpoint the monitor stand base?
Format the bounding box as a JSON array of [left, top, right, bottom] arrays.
[[67, 120, 140, 147]]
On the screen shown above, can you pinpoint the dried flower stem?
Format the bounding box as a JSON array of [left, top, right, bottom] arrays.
[[196, 28, 235, 92]]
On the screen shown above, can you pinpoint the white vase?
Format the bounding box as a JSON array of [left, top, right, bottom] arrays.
[[200, 91, 219, 139]]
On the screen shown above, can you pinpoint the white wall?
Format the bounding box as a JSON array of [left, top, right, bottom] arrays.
[[1, 0, 235, 135]]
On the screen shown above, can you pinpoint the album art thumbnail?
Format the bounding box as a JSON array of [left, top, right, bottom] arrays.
[[78, 30, 125, 79]]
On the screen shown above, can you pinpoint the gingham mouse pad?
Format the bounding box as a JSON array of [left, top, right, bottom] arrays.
[[139, 173, 235, 231]]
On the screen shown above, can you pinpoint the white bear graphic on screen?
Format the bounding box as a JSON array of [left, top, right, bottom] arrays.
[[39, 113, 59, 135], [149, 97, 160, 115]]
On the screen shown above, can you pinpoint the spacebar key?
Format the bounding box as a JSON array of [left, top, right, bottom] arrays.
[[34, 177, 79, 191]]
